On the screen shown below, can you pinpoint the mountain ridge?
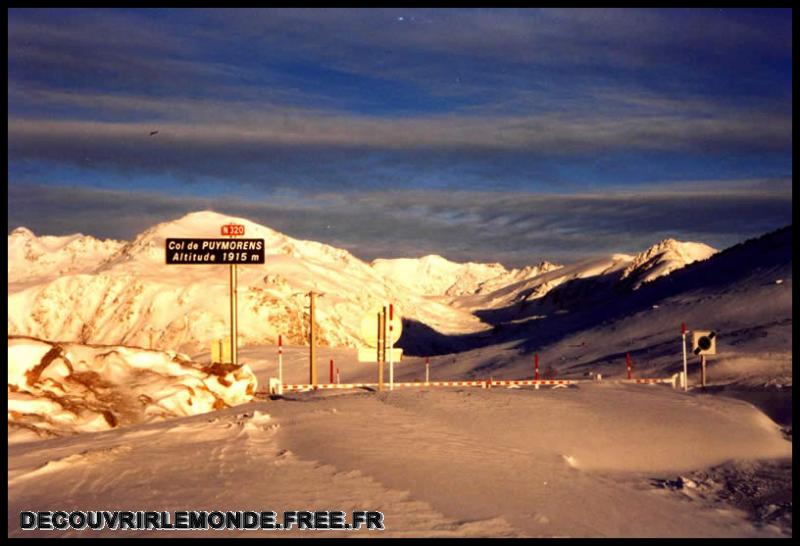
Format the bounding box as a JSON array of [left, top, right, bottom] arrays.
[[8, 211, 734, 352]]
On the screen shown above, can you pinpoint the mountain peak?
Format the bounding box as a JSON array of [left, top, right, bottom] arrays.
[[9, 226, 35, 238], [621, 238, 717, 289]]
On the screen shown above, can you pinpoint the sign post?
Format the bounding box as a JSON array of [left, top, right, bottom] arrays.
[[221, 223, 243, 367], [700, 355, 707, 389], [691, 330, 716, 391], [309, 291, 322, 386], [165, 225, 264, 367], [357, 304, 403, 391], [229, 259, 238, 366]]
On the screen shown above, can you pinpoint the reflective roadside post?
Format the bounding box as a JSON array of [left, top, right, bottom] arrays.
[[681, 322, 688, 391], [425, 356, 430, 384]]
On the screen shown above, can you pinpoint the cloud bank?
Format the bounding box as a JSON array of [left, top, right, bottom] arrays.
[[8, 180, 791, 267]]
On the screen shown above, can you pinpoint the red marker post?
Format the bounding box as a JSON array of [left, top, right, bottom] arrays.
[[278, 334, 283, 386], [330, 359, 334, 384], [534, 353, 540, 381], [626, 353, 633, 379]]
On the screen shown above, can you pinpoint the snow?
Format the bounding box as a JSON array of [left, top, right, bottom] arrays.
[[7, 227, 123, 286], [6, 385, 791, 537], [8, 336, 257, 442], [621, 239, 717, 289], [8, 212, 487, 351], [5, 215, 792, 537], [370, 254, 560, 297], [8, 212, 715, 354]]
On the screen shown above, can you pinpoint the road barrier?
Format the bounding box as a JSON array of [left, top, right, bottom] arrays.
[[265, 375, 680, 395], [619, 376, 681, 387], [274, 378, 592, 393], [488, 379, 578, 387]]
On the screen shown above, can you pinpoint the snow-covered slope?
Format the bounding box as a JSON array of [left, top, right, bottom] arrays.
[[7, 227, 123, 285], [456, 253, 634, 316], [371, 255, 507, 296], [8, 335, 257, 443], [7, 384, 791, 537], [621, 239, 717, 289], [459, 240, 715, 314], [371, 255, 562, 298], [7, 212, 724, 355], [416, 226, 791, 390], [7, 212, 486, 352]]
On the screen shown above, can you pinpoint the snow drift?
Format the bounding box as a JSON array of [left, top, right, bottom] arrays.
[[7, 336, 257, 443]]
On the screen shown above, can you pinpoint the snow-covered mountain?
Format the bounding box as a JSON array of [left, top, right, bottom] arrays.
[[7, 212, 721, 354], [456, 239, 716, 315], [8, 227, 124, 285], [620, 238, 717, 290], [370, 254, 561, 297], [7, 212, 486, 352]]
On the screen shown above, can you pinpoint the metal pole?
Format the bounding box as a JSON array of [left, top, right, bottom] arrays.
[[425, 356, 430, 384], [378, 308, 385, 391], [309, 292, 317, 386], [230, 264, 239, 366], [389, 304, 394, 391], [701, 355, 707, 390]]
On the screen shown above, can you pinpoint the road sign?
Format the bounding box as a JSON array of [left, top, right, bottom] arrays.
[[691, 331, 716, 355], [166, 238, 265, 264], [221, 223, 245, 236], [359, 306, 402, 347], [166, 226, 265, 368]]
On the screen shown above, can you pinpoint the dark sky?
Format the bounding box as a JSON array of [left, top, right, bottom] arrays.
[[7, 8, 792, 266]]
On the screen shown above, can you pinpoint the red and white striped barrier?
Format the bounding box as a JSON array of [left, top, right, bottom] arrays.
[[619, 377, 676, 385], [281, 383, 376, 391], [395, 380, 487, 388], [270, 375, 679, 394], [278, 379, 581, 392], [489, 379, 578, 387]]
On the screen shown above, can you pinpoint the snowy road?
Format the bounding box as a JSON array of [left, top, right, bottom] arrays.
[[8, 384, 791, 537]]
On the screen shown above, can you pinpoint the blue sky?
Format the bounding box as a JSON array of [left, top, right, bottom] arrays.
[[7, 8, 792, 265]]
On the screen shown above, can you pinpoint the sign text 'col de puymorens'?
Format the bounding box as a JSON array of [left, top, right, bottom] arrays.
[[166, 238, 265, 264]]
